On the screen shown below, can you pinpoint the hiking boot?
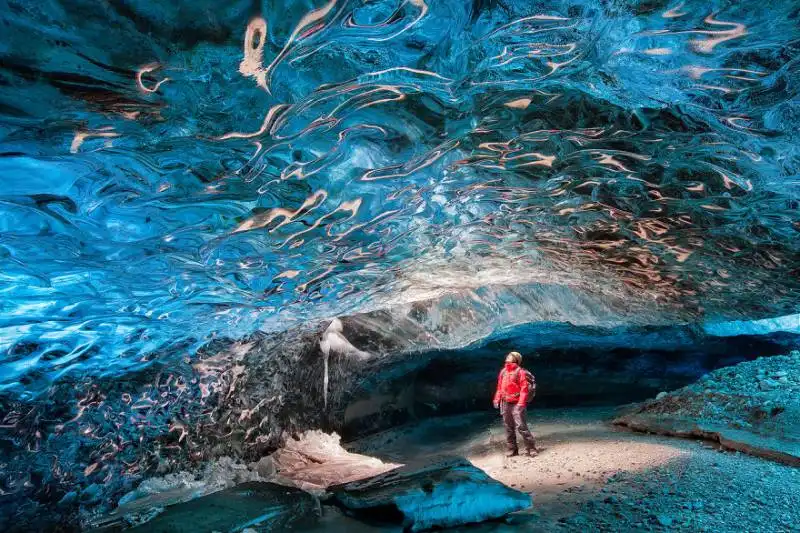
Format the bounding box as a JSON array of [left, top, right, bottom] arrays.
[[505, 450, 519, 458], [524, 448, 539, 457]]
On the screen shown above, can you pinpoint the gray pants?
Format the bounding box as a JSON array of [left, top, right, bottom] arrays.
[[501, 401, 537, 453]]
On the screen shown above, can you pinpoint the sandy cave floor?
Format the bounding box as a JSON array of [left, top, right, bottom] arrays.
[[298, 407, 800, 533]]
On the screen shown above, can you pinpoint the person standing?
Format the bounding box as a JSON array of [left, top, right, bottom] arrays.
[[493, 351, 539, 457]]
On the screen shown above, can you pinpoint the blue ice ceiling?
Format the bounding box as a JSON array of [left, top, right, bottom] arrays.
[[1, 0, 799, 397]]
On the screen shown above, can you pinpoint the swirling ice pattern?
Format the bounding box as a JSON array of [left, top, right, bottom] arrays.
[[0, 0, 799, 399]]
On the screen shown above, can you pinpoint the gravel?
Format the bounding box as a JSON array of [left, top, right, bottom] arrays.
[[625, 350, 800, 440], [560, 441, 800, 532]]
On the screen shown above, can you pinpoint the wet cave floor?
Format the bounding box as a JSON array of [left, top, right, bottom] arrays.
[[304, 407, 800, 533]]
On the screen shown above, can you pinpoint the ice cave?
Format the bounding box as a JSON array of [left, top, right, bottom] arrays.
[[0, 0, 798, 531]]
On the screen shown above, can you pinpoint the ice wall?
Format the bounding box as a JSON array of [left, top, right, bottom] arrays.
[[1, 0, 799, 399], [0, 1, 799, 528]]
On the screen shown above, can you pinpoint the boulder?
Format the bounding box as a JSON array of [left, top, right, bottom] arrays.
[[329, 457, 532, 531], [122, 482, 319, 533]]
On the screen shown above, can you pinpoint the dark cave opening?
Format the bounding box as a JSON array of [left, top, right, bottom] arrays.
[[338, 331, 797, 440]]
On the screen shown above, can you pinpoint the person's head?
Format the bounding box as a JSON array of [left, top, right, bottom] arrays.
[[505, 351, 522, 367]]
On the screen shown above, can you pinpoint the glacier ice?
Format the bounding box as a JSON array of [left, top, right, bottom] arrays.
[[0, 0, 799, 399], [704, 314, 800, 337], [0, 0, 799, 529], [319, 318, 371, 408]]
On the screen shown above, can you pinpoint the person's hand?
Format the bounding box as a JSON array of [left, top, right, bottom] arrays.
[[493, 400, 499, 409], [514, 403, 524, 413]]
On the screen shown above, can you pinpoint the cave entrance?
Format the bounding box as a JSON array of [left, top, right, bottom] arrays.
[[339, 331, 792, 440]]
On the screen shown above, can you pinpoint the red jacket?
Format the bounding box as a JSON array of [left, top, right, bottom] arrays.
[[493, 365, 530, 406]]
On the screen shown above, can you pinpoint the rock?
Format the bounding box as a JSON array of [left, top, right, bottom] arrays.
[[759, 379, 779, 391], [656, 392, 667, 400], [330, 457, 531, 531], [125, 482, 319, 533], [250, 456, 276, 478], [656, 514, 674, 527]]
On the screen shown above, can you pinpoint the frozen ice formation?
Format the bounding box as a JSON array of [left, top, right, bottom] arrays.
[[0, 0, 799, 398], [320, 318, 371, 408], [330, 457, 532, 531], [0, 1, 799, 529]]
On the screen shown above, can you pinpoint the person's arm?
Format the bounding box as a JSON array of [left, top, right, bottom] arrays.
[[493, 370, 503, 408], [517, 370, 529, 407]]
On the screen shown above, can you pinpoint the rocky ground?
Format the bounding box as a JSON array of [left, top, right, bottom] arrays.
[[559, 444, 799, 533], [97, 347, 800, 532], [345, 407, 800, 532], [614, 350, 800, 465], [628, 350, 800, 433], [96, 405, 800, 532]]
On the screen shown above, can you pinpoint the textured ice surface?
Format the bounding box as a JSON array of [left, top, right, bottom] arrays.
[[0, 3, 800, 528], [331, 457, 532, 531], [1, 0, 799, 399], [704, 313, 800, 336]]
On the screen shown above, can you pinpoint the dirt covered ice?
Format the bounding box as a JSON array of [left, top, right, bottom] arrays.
[[615, 350, 800, 464]]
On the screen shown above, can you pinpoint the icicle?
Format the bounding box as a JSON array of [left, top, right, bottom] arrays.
[[319, 319, 341, 410], [320, 318, 371, 410], [323, 346, 329, 410]]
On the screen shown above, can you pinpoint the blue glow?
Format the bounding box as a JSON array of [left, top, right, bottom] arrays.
[[2, 0, 798, 398], [0, 1, 799, 527], [704, 313, 800, 336]]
